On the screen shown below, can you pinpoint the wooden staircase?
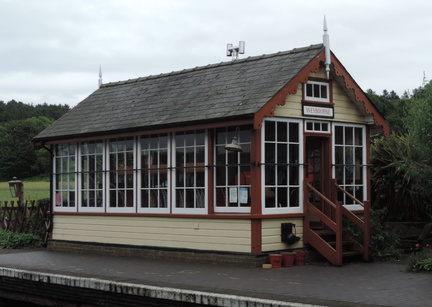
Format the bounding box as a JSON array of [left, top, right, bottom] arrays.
[[303, 179, 370, 266]]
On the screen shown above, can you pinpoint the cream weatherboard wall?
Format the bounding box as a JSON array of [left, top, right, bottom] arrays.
[[261, 218, 304, 252], [52, 215, 252, 253], [274, 68, 366, 124]]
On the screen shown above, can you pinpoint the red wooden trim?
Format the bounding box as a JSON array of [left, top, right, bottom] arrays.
[[251, 219, 262, 253], [331, 53, 390, 137], [253, 49, 325, 129], [250, 128, 262, 215]]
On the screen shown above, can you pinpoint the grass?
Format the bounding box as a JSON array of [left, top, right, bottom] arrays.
[[0, 180, 50, 202]]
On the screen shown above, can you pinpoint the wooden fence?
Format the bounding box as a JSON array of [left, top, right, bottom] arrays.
[[0, 200, 51, 243]]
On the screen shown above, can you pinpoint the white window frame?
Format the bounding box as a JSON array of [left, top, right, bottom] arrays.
[[214, 126, 251, 213], [106, 137, 136, 213], [262, 118, 304, 214], [137, 133, 171, 214], [304, 120, 331, 133], [52, 143, 78, 213], [78, 141, 105, 213], [172, 130, 208, 215], [332, 123, 367, 211], [304, 81, 330, 103]]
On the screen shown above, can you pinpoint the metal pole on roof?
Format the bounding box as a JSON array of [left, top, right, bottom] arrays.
[[323, 16, 331, 79], [98, 65, 103, 88]]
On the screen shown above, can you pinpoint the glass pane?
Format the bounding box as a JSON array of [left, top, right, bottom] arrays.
[[265, 143, 275, 164], [289, 144, 299, 163], [290, 187, 299, 207], [265, 166, 276, 185], [175, 133, 184, 147], [289, 122, 298, 142], [265, 121, 275, 141], [321, 85, 327, 99], [306, 83, 313, 97], [217, 187, 228, 207], [216, 129, 227, 145], [355, 127, 363, 145], [313, 84, 320, 97], [277, 144, 287, 164], [277, 122, 287, 142], [335, 126, 343, 144], [196, 171, 205, 187], [289, 165, 299, 185], [196, 131, 205, 145], [185, 133, 194, 147], [345, 127, 353, 145], [141, 190, 149, 208]]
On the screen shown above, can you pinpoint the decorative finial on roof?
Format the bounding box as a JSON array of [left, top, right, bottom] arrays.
[[98, 65, 103, 88], [323, 16, 331, 79], [226, 41, 245, 61]]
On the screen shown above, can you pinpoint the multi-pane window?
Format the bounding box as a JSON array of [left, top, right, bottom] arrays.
[[140, 134, 169, 212], [304, 81, 330, 103], [305, 120, 330, 133], [54, 143, 76, 209], [263, 119, 302, 212], [80, 141, 104, 210], [334, 125, 366, 206], [215, 127, 251, 212], [108, 138, 135, 210], [174, 130, 206, 212]]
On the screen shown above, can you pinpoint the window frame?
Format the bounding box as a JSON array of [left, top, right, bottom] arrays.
[[106, 137, 136, 213], [53, 143, 78, 213], [332, 123, 367, 211], [78, 141, 105, 213], [214, 126, 251, 213], [304, 80, 330, 103], [262, 118, 304, 214], [137, 133, 170, 214], [172, 130, 208, 215]]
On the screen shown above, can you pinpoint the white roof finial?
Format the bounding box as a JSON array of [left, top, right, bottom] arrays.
[[323, 16, 331, 79], [98, 65, 103, 88]]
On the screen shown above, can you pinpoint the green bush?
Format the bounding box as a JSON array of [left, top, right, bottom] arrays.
[[406, 245, 432, 272], [344, 208, 402, 260], [0, 231, 43, 249]]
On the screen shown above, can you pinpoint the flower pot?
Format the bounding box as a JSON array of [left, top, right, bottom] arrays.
[[282, 252, 296, 267], [294, 250, 306, 265], [269, 253, 282, 268]]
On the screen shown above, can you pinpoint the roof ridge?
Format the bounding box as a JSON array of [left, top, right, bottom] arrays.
[[101, 43, 323, 88]]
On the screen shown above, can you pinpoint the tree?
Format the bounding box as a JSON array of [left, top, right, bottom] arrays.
[[0, 117, 53, 180], [366, 89, 407, 135]]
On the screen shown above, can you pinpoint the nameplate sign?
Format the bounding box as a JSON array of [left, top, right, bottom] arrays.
[[303, 105, 334, 118]]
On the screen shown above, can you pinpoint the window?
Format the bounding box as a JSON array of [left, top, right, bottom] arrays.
[[263, 119, 303, 213], [214, 126, 251, 212], [54, 143, 77, 211], [305, 120, 330, 133], [139, 134, 169, 213], [108, 138, 135, 211], [304, 81, 330, 103], [173, 130, 207, 213], [80, 141, 104, 211], [333, 124, 366, 209]]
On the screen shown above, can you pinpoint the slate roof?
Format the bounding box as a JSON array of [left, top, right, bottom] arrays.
[[34, 44, 324, 142]]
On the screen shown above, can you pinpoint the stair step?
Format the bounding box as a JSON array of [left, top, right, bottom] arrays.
[[313, 229, 335, 236], [328, 241, 353, 247], [342, 251, 362, 257]]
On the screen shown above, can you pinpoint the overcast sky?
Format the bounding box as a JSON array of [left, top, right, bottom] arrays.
[[1, 0, 431, 107]]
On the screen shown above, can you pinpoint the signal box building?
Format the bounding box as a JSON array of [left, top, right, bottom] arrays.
[[34, 40, 389, 266]]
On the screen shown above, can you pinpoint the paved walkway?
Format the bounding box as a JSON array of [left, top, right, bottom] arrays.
[[0, 249, 430, 306]]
